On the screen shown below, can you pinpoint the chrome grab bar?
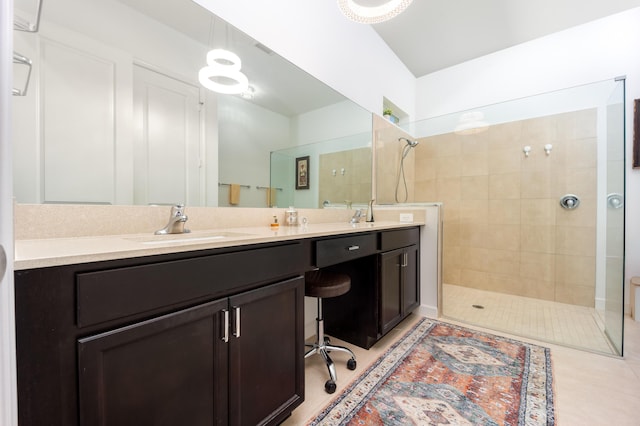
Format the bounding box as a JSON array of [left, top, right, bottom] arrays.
[[14, 0, 43, 32]]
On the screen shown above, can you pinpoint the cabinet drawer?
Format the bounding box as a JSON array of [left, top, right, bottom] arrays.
[[379, 227, 420, 251], [77, 243, 307, 328], [315, 233, 377, 267]]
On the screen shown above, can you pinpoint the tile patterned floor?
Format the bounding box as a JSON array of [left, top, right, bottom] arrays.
[[442, 284, 615, 354], [284, 313, 640, 425]]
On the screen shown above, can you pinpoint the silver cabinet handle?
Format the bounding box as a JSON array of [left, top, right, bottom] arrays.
[[347, 245, 360, 251], [402, 252, 408, 267], [221, 309, 229, 342], [232, 306, 241, 338]]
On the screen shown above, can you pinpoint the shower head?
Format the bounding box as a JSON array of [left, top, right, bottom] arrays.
[[398, 137, 419, 147]]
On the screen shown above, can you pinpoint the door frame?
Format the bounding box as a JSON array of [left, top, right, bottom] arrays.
[[1, 0, 18, 424]]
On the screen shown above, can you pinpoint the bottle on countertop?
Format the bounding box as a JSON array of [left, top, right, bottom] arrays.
[[270, 216, 279, 230], [285, 206, 298, 226]]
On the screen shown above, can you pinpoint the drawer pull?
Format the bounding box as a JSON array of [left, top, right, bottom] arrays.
[[347, 245, 360, 251], [222, 309, 229, 343]]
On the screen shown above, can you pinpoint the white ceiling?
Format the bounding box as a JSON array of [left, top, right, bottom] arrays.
[[111, 0, 640, 116], [371, 0, 640, 77]]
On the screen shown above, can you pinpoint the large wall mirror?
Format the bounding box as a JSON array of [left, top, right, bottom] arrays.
[[12, 0, 372, 208]]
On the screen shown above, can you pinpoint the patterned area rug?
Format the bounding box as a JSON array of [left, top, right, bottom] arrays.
[[309, 318, 554, 425]]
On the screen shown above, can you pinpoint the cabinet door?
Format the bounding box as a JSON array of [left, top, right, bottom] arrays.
[[379, 244, 419, 336], [379, 248, 403, 335], [78, 299, 229, 426], [228, 276, 305, 426], [403, 244, 420, 315]]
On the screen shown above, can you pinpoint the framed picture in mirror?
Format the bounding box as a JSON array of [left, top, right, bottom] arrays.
[[296, 156, 310, 190]]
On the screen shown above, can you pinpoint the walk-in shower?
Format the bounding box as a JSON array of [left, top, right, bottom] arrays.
[[375, 78, 626, 356]]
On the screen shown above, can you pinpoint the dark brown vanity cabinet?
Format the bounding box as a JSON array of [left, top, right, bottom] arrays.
[[15, 242, 308, 426], [15, 227, 421, 424], [77, 277, 304, 426], [379, 228, 420, 336], [322, 227, 420, 349]]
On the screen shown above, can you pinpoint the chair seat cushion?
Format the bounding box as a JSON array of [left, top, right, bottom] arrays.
[[305, 270, 351, 298]]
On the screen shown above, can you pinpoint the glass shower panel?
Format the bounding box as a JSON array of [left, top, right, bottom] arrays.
[[603, 79, 625, 355], [396, 79, 626, 355]]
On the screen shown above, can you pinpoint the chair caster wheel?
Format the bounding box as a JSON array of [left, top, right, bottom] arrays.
[[324, 336, 331, 344], [347, 358, 357, 370], [325, 380, 336, 394]]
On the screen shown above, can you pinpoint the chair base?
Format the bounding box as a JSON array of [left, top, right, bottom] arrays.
[[305, 299, 356, 394]]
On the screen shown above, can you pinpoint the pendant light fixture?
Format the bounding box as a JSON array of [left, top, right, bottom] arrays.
[[199, 49, 248, 94], [198, 17, 249, 95], [337, 0, 414, 24]]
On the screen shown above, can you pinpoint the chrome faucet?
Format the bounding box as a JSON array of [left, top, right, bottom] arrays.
[[155, 204, 190, 235], [350, 208, 363, 224]]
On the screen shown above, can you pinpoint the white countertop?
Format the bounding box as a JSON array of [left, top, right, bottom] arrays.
[[14, 221, 423, 270]]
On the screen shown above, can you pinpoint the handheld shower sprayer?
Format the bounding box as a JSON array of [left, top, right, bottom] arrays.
[[398, 137, 419, 147], [395, 137, 419, 203]]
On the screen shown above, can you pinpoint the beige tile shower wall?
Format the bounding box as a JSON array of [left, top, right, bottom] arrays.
[[413, 109, 597, 307], [318, 148, 372, 206]]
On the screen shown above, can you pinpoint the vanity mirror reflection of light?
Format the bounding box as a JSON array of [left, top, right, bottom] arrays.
[[12, 0, 372, 209]]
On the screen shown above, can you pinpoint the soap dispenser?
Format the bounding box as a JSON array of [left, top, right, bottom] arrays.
[[366, 199, 375, 223], [270, 216, 279, 230]]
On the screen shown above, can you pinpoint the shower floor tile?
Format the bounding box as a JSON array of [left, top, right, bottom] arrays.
[[442, 283, 615, 354]]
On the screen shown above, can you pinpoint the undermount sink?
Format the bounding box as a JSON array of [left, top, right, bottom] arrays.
[[126, 231, 255, 245]]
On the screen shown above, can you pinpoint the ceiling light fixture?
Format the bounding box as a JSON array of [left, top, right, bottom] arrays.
[[198, 49, 249, 95], [454, 111, 490, 135], [199, 17, 249, 95], [337, 0, 414, 24]]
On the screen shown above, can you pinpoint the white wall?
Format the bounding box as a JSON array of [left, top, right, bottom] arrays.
[[291, 100, 372, 146], [193, 0, 416, 118], [218, 95, 291, 207], [415, 7, 640, 311]]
